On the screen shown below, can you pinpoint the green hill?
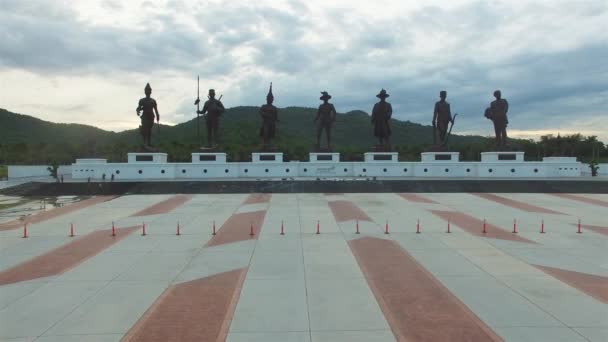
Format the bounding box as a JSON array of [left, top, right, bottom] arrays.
[[1, 107, 604, 164], [0, 108, 116, 144]]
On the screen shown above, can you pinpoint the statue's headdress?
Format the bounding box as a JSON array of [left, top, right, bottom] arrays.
[[440, 90, 447, 97], [267, 82, 274, 100], [320, 91, 332, 100], [376, 88, 389, 98], [145, 83, 152, 92]]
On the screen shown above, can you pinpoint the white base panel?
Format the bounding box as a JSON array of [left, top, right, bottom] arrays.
[[71, 151, 583, 180]]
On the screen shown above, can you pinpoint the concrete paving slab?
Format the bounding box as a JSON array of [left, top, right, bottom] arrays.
[[0, 280, 107, 339], [493, 327, 588, 342], [337, 219, 384, 235], [53, 251, 148, 281], [0, 253, 39, 272], [574, 328, 608, 342], [311, 330, 395, 342], [146, 234, 208, 253], [34, 334, 122, 342], [301, 234, 351, 254], [437, 232, 496, 250], [436, 273, 564, 328], [247, 251, 305, 280], [496, 275, 608, 327], [0, 278, 51, 310], [116, 251, 197, 282], [105, 233, 161, 253], [174, 248, 252, 283], [45, 280, 168, 336], [227, 332, 311, 342], [254, 235, 302, 254], [500, 247, 608, 277], [0, 236, 26, 252], [391, 232, 450, 250], [458, 248, 540, 276], [0, 236, 69, 257], [562, 248, 608, 270], [404, 247, 485, 277], [230, 278, 309, 333], [303, 249, 364, 279], [297, 194, 341, 234], [306, 277, 390, 332]]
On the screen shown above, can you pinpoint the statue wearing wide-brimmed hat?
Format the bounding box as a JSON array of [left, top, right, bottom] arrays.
[[136, 83, 160, 149], [371, 89, 392, 150], [259, 83, 279, 150], [314, 91, 337, 150]]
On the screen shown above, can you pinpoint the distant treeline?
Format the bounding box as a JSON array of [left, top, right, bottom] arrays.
[[1, 134, 605, 165]]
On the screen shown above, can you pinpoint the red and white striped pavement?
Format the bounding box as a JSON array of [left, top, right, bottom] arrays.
[[0, 193, 606, 341]]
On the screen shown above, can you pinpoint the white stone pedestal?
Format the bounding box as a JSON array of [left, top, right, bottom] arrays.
[[191, 153, 227, 163], [420, 152, 460, 162], [252, 152, 283, 163], [364, 152, 398, 162], [309, 153, 340, 162], [481, 151, 524, 162], [127, 153, 167, 163]]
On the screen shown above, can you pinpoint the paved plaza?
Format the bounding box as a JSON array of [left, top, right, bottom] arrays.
[[0, 192, 606, 341]]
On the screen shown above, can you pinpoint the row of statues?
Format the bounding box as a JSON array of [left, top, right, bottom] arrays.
[[136, 83, 510, 151]]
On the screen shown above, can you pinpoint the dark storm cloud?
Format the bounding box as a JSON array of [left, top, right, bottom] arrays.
[[1, 0, 606, 139], [0, 2, 224, 75]]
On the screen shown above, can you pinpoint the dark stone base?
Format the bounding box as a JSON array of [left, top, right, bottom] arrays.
[[259, 144, 278, 152], [427, 145, 448, 152], [373, 144, 392, 152], [312, 145, 333, 152], [199, 145, 221, 152], [139, 145, 160, 152], [489, 145, 516, 152]]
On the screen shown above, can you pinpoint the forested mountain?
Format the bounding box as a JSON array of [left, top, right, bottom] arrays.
[[0, 107, 605, 164]]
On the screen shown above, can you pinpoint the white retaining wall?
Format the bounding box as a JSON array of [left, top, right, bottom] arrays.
[[71, 153, 583, 181], [8, 165, 72, 179]]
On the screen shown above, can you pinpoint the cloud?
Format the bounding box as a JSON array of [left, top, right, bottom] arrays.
[[0, 0, 607, 142]]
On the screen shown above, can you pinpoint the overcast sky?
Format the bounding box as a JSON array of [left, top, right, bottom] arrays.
[[1, 0, 606, 141]]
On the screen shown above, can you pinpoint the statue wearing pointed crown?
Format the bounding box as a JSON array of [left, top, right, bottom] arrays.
[[259, 83, 279, 150]]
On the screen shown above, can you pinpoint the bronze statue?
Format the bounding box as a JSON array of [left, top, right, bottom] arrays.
[[432, 90, 453, 146], [314, 91, 336, 150], [371, 89, 392, 150], [259, 83, 279, 149], [197, 89, 225, 148], [136, 83, 159, 148], [485, 90, 509, 148]]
